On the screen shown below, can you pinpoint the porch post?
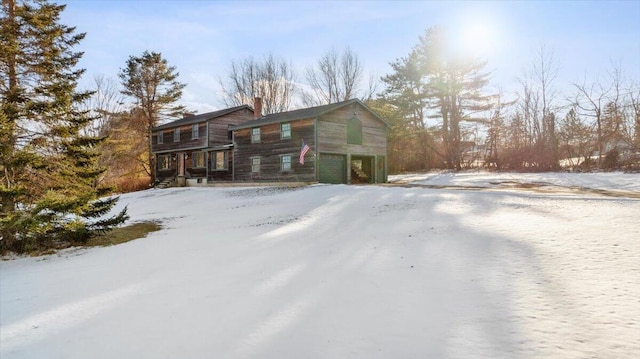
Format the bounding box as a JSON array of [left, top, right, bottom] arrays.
[[346, 153, 351, 184]]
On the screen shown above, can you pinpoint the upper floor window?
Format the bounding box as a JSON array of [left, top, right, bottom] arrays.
[[281, 123, 291, 139], [251, 157, 261, 173], [347, 117, 362, 145], [251, 127, 261, 143], [192, 124, 199, 139], [157, 131, 164, 144], [281, 155, 292, 172], [192, 152, 205, 168], [174, 128, 181, 142]]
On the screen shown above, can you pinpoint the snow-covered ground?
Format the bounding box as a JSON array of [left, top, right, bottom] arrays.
[[1, 172, 639, 358], [390, 170, 640, 193]]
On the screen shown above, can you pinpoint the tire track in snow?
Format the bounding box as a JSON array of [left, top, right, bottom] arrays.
[[252, 263, 307, 297], [258, 193, 354, 240], [229, 296, 314, 359]]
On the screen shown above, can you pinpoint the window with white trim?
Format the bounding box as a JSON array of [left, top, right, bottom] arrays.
[[251, 157, 261, 173], [281, 123, 291, 139], [192, 124, 199, 139], [174, 128, 180, 142], [251, 127, 261, 143], [192, 152, 205, 168], [281, 154, 292, 171]]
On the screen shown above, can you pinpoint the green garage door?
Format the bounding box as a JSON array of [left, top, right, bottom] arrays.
[[319, 153, 346, 184]]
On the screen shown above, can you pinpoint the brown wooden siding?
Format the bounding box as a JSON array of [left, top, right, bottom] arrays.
[[208, 108, 254, 147], [151, 108, 252, 154], [152, 123, 207, 153], [234, 119, 316, 182], [317, 102, 387, 156]]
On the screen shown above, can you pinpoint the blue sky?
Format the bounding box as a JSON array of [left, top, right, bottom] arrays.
[[60, 0, 640, 114]]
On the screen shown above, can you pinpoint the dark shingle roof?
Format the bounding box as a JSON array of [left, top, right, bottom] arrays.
[[228, 99, 389, 130], [152, 105, 252, 131]]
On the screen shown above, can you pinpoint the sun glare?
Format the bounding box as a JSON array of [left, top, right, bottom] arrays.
[[451, 16, 500, 59]]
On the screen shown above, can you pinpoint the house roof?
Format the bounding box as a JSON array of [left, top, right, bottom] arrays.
[[153, 105, 253, 131], [228, 99, 390, 130]]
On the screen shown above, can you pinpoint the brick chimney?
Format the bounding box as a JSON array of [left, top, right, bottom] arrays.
[[183, 112, 195, 118], [253, 97, 262, 119]]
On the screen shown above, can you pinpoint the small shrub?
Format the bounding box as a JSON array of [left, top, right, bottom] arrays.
[[602, 149, 619, 170], [115, 177, 151, 193]]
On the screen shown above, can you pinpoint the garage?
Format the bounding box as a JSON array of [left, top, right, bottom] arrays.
[[350, 155, 374, 184], [319, 153, 346, 184]]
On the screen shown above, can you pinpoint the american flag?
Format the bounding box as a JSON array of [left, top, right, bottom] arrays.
[[299, 140, 310, 165]]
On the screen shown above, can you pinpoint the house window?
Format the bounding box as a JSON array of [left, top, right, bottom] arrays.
[[157, 131, 164, 144], [192, 152, 205, 168], [251, 127, 261, 143], [281, 155, 292, 172], [251, 157, 261, 173], [347, 117, 362, 145], [281, 123, 291, 139], [192, 124, 199, 139], [158, 155, 170, 170], [174, 128, 181, 142], [213, 151, 226, 170]]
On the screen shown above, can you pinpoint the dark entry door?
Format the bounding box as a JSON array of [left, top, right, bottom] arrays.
[[319, 153, 346, 184]]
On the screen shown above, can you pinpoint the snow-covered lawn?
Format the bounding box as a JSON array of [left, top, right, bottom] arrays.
[[390, 170, 640, 193], [1, 172, 639, 358]]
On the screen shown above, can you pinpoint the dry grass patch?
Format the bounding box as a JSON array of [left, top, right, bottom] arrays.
[[87, 221, 162, 247]]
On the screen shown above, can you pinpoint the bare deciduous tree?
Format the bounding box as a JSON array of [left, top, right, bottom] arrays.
[[512, 44, 560, 170], [82, 75, 124, 137], [303, 47, 377, 106], [220, 54, 296, 115], [573, 76, 612, 166], [630, 82, 640, 149]]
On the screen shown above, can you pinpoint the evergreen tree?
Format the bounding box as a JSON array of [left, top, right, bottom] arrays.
[[414, 28, 494, 169], [381, 27, 494, 170], [118, 51, 186, 183], [1, 0, 128, 253], [558, 107, 592, 168], [380, 52, 441, 170]]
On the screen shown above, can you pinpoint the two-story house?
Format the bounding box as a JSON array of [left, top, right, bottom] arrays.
[[151, 98, 389, 186], [151, 105, 256, 187]]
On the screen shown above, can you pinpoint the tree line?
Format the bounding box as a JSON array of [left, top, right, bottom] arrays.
[[2, 0, 638, 253], [80, 25, 640, 182], [217, 28, 638, 174]]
